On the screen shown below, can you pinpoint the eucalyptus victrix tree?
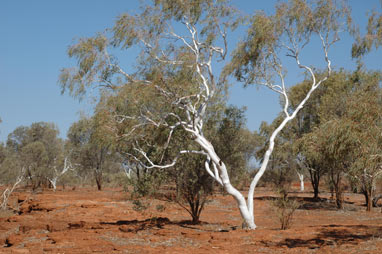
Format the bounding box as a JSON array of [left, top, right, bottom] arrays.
[[60, 0, 250, 224], [226, 0, 351, 225], [60, 0, 350, 229]]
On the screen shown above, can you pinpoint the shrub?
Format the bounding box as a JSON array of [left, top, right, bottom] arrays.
[[272, 188, 299, 230]]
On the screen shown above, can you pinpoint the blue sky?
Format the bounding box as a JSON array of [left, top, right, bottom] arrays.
[[1, 0, 381, 142]]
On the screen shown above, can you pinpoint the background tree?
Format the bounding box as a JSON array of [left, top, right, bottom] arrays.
[[5, 122, 64, 190], [309, 119, 357, 209], [0, 143, 6, 166], [6, 126, 29, 152], [213, 106, 258, 189], [291, 71, 352, 199], [348, 104, 382, 210], [47, 152, 75, 191], [263, 71, 363, 200], [296, 132, 327, 199], [340, 71, 382, 211], [349, 6, 382, 210], [0, 146, 25, 211], [254, 119, 297, 191], [20, 141, 49, 189], [297, 69, 382, 209], [67, 107, 118, 190], [0, 148, 23, 186], [252, 78, 326, 195], [288, 78, 327, 197]]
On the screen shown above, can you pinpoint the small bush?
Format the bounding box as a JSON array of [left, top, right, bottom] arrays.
[[272, 189, 299, 230], [127, 170, 167, 199], [156, 204, 165, 212], [132, 199, 149, 212]]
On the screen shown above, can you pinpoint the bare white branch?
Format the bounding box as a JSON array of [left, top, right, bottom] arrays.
[[1, 167, 25, 210]]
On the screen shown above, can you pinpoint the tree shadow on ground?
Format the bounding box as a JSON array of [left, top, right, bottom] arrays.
[[255, 195, 356, 211], [100, 217, 235, 233], [297, 197, 339, 211], [101, 217, 174, 232], [274, 225, 382, 249]]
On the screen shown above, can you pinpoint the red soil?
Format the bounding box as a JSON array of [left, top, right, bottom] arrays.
[[1, 187, 382, 253]]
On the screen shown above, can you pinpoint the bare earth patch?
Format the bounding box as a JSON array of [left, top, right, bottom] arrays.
[[1, 187, 382, 253]]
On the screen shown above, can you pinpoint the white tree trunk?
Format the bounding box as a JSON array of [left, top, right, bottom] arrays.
[[195, 135, 256, 229], [1, 168, 24, 210], [297, 172, 304, 192], [48, 178, 58, 191], [246, 115, 291, 228], [49, 157, 73, 192]]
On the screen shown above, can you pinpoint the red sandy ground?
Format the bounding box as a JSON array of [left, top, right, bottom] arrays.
[[1, 186, 382, 253]]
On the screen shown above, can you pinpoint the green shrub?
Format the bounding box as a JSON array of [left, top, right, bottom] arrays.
[[272, 188, 299, 230]]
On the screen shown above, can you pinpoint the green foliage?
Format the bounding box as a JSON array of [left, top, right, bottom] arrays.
[[343, 74, 382, 210], [6, 126, 29, 152], [170, 152, 214, 224], [0, 153, 23, 185], [129, 170, 167, 198], [213, 106, 257, 187], [56, 169, 80, 189], [296, 69, 382, 208], [154, 0, 234, 26], [255, 68, 382, 207], [67, 111, 119, 191], [3, 122, 64, 190], [0, 143, 6, 165], [352, 9, 382, 58], [59, 34, 110, 100], [225, 0, 351, 86], [21, 141, 49, 188], [59, 0, 239, 101]]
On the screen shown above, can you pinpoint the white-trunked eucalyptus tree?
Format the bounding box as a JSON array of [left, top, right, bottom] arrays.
[[226, 0, 351, 228], [60, 0, 350, 229]]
